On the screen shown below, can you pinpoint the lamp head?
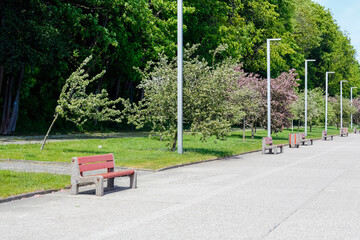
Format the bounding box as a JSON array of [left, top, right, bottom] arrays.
[[306, 59, 316, 62], [267, 38, 281, 41], [326, 71, 335, 74]]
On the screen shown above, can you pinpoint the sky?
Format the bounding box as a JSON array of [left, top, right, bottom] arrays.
[[313, 0, 360, 63]]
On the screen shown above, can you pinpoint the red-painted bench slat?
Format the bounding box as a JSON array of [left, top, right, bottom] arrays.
[[79, 161, 114, 173], [264, 137, 273, 145], [96, 170, 135, 179], [78, 154, 113, 164]]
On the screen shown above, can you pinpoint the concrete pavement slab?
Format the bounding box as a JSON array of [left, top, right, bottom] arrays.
[[1, 133, 360, 239]]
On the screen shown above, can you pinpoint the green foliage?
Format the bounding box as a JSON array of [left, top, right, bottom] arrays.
[[56, 55, 126, 126], [329, 96, 357, 128], [291, 88, 326, 127], [2, 0, 360, 134], [128, 45, 238, 150]]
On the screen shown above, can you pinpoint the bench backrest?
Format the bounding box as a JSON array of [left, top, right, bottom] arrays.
[[300, 132, 306, 139], [263, 137, 273, 145], [73, 153, 115, 176]]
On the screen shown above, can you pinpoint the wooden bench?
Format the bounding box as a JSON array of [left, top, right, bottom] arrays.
[[71, 153, 137, 196], [262, 137, 284, 155], [299, 132, 313, 146], [322, 130, 333, 141], [340, 127, 348, 137]]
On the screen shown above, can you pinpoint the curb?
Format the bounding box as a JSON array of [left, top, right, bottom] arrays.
[[157, 149, 263, 171], [0, 186, 71, 204]]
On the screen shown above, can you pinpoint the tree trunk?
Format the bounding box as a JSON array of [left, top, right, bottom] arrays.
[[171, 132, 177, 151], [243, 116, 246, 143], [7, 64, 24, 134], [40, 112, 59, 150], [310, 124, 312, 132], [251, 123, 254, 139], [0, 75, 14, 134], [0, 66, 4, 95], [113, 76, 122, 99], [297, 120, 300, 132]]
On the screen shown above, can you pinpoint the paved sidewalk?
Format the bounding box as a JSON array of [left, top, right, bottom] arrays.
[[1, 134, 360, 239], [0, 159, 71, 175]]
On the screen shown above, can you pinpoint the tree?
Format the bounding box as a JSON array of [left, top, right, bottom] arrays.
[[352, 98, 360, 128], [290, 88, 326, 132], [328, 96, 356, 129], [232, 66, 264, 139], [40, 56, 126, 150], [258, 69, 299, 135], [128, 45, 239, 150]]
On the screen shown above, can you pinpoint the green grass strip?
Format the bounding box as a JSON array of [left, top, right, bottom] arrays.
[[0, 170, 70, 198], [0, 126, 343, 170]]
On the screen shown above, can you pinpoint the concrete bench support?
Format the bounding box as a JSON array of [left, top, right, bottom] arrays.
[[300, 133, 313, 146], [322, 130, 334, 141], [262, 137, 284, 155]]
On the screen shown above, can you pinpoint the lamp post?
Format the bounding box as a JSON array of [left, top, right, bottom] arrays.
[[305, 59, 315, 136], [351, 87, 357, 129], [177, 0, 183, 154], [340, 80, 348, 130], [325, 72, 335, 131], [267, 38, 281, 137]]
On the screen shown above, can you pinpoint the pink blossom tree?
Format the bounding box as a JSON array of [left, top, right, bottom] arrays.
[[233, 66, 299, 137]]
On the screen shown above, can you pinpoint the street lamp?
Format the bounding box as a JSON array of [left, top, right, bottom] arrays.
[[325, 71, 335, 131], [305, 59, 316, 136], [267, 38, 281, 137], [351, 87, 357, 129], [340, 80, 348, 130], [177, 0, 183, 154]]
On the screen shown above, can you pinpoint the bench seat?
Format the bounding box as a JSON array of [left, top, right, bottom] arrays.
[[93, 170, 135, 179]]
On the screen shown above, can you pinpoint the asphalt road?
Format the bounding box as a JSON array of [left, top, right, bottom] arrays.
[[1, 134, 360, 239]]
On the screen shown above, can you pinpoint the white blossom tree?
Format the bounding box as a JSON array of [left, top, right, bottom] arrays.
[[41, 55, 127, 150]]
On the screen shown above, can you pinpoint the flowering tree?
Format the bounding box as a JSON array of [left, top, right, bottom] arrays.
[[329, 96, 356, 129], [352, 98, 360, 127], [290, 88, 326, 132], [231, 66, 263, 139], [251, 69, 299, 135], [41, 56, 126, 150], [128, 45, 240, 151], [232, 66, 299, 137]]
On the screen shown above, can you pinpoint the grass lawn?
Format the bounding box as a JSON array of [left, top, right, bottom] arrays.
[[0, 126, 342, 170], [0, 170, 70, 198]]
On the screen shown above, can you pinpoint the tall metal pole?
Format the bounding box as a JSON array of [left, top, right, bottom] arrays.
[[266, 38, 281, 138], [304, 59, 315, 136], [325, 72, 334, 131], [351, 87, 357, 129], [177, 0, 183, 154], [340, 80, 348, 130]]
